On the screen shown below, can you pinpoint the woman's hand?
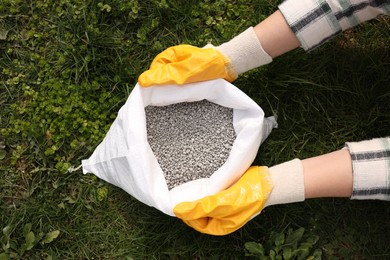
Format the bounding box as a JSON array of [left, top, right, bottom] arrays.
[[138, 44, 236, 87]]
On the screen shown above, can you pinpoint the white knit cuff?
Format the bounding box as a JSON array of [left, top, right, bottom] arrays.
[[265, 158, 305, 207], [215, 27, 272, 75]]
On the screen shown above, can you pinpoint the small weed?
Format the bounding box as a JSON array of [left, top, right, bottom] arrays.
[[245, 227, 322, 260], [0, 223, 59, 259]]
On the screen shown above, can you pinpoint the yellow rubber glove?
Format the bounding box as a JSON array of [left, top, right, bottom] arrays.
[[173, 166, 273, 236], [173, 159, 306, 236], [138, 44, 236, 87], [138, 27, 273, 87]]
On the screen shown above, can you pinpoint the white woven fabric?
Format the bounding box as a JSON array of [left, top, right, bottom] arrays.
[[81, 79, 278, 216]]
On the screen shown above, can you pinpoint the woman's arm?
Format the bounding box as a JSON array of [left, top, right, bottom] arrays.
[[303, 149, 353, 198], [253, 10, 301, 58]]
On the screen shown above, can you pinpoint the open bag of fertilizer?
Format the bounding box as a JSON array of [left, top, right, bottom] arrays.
[[81, 78, 277, 216]]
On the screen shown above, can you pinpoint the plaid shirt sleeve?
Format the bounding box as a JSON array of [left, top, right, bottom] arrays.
[[278, 0, 390, 51], [345, 137, 390, 200]]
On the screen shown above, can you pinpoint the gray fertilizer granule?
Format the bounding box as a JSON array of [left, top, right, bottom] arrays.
[[145, 99, 236, 190]]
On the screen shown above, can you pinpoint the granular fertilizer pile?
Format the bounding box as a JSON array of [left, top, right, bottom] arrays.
[[145, 99, 236, 190]]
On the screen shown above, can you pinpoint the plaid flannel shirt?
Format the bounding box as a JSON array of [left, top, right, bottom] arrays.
[[279, 0, 390, 200], [346, 138, 390, 200], [278, 0, 390, 50]]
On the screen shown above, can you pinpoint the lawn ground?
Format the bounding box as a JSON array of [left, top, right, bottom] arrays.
[[1, 0, 389, 259]]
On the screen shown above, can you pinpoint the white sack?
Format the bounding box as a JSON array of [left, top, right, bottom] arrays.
[[81, 79, 277, 216]]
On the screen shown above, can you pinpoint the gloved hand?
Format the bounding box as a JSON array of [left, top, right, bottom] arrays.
[[173, 159, 305, 236], [138, 27, 272, 87]]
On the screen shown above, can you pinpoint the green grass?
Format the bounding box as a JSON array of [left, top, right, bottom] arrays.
[[1, 0, 389, 259]]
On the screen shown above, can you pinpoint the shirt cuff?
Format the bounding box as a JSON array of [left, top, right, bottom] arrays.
[[278, 0, 341, 51], [278, 0, 389, 51], [345, 137, 390, 200]]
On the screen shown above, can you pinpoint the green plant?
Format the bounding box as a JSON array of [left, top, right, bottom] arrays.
[[245, 227, 322, 260], [0, 223, 60, 259]]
